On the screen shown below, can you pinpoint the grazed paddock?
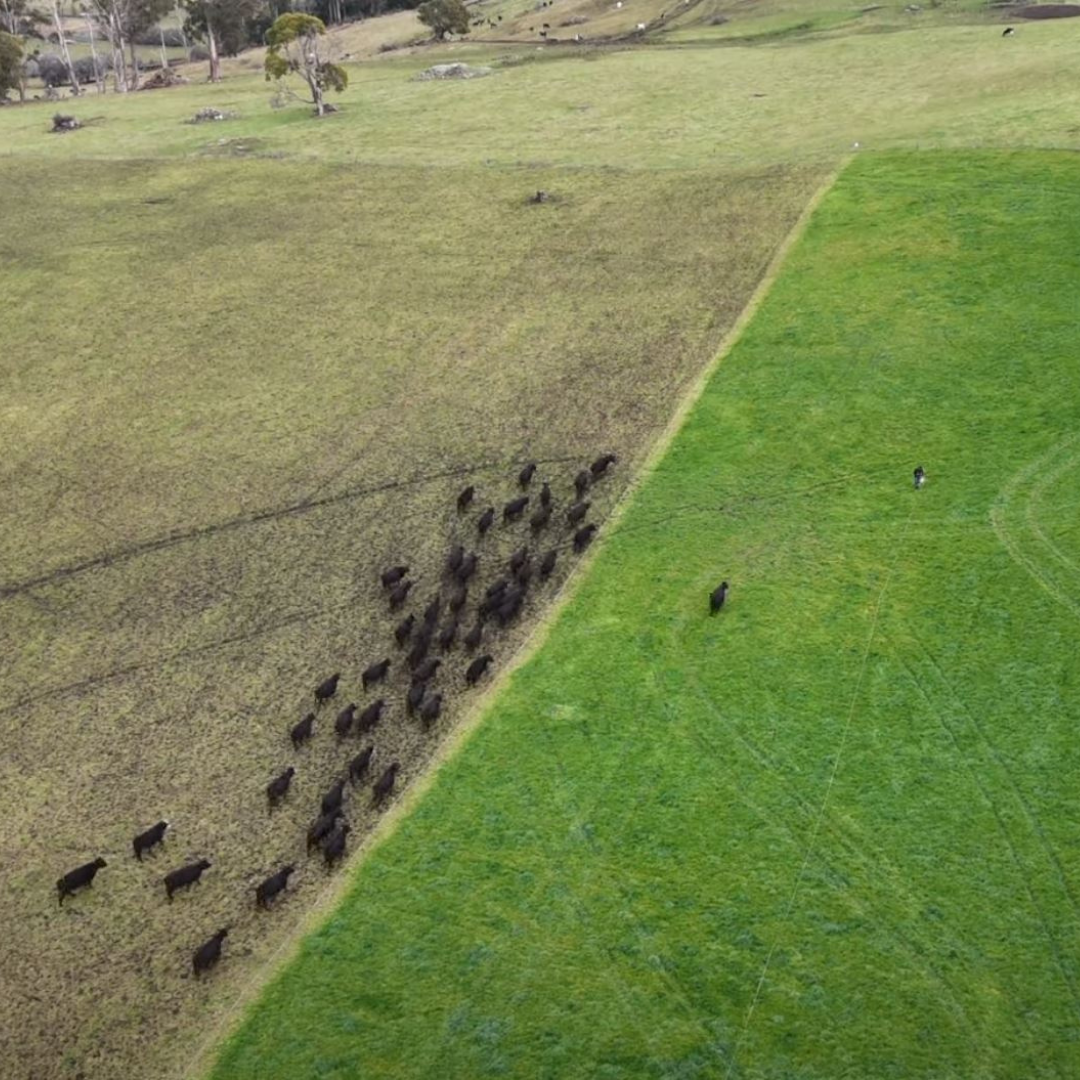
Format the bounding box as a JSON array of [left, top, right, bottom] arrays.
[[212, 151, 1080, 1080], [0, 157, 822, 1080]]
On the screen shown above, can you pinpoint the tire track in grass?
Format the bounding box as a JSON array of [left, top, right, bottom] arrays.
[[896, 649, 1080, 1047], [724, 507, 913, 1078]]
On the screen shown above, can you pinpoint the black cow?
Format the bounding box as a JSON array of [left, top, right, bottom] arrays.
[[478, 507, 495, 534], [445, 544, 464, 575], [530, 505, 552, 532], [438, 618, 459, 651], [567, 500, 590, 526], [486, 577, 509, 599], [709, 581, 729, 614], [323, 824, 351, 869], [334, 704, 357, 740], [448, 586, 468, 614], [515, 558, 533, 589], [456, 552, 478, 583], [381, 565, 409, 589], [321, 779, 346, 816], [307, 809, 343, 852], [357, 699, 385, 734], [464, 620, 484, 651], [503, 496, 529, 522], [266, 767, 295, 810], [406, 682, 426, 715], [133, 821, 169, 861], [590, 453, 617, 477], [419, 693, 443, 726], [349, 745, 374, 784], [457, 485, 475, 512], [394, 614, 416, 648], [407, 636, 430, 670], [57, 858, 107, 905], [539, 549, 557, 579], [519, 462, 537, 487], [539, 482, 552, 507], [574, 470, 591, 498], [362, 659, 391, 689], [164, 859, 211, 901], [573, 524, 598, 552], [290, 712, 315, 748], [256, 865, 295, 909], [389, 581, 413, 609], [314, 674, 341, 707], [422, 596, 441, 627], [466, 654, 493, 686], [507, 547, 527, 574], [412, 657, 442, 684], [193, 928, 228, 977], [373, 763, 401, 805]]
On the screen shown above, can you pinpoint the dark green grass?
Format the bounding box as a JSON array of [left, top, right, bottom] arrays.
[[213, 150, 1080, 1079]]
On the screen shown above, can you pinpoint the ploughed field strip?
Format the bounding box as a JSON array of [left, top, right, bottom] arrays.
[[0, 158, 823, 1080], [213, 151, 1080, 1079]]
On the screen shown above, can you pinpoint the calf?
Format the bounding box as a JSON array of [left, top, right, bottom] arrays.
[[539, 481, 552, 507], [394, 614, 415, 648], [321, 779, 346, 816], [266, 767, 295, 810], [709, 581, 729, 614], [566, 500, 590, 526], [456, 552, 478, 583], [503, 496, 529, 522], [133, 821, 169, 861], [530, 505, 552, 532], [445, 544, 464, 575], [389, 581, 413, 610], [164, 859, 211, 901], [349, 745, 374, 784], [290, 712, 315, 748], [518, 462, 537, 487], [463, 620, 484, 651], [466, 654, 494, 686], [574, 470, 591, 498], [255, 865, 295, 909], [307, 809, 343, 852], [357, 698, 385, 734], [372, 763, 401, 806], [192, 928, 228, 977], [406, 682, 426, 716], [57, 857, 107, 905], [914, 465, 926, 489], [381, 565, 409, 589], [334, 703, 357, 740], [477, 507, 495, 535], [573, 524, 598, 552], [314, 673, 341, 707], [539, 549, 557, 579], [457, 485, 475, 512], [323, 823, 351, 869], [590, 453, 617, 477], [362, 658, 391, 690], [412, 657, 442, 684], [419, 693, 443, 726]]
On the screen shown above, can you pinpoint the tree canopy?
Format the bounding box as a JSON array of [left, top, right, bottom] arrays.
[[0, 29, 22, 99], [417, 0, 469, 40], [264, 12, 347, 117]]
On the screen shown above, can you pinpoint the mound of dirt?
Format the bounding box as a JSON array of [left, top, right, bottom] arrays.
[[1020, 3, 1080, 16], [413, 63, 493, 81]]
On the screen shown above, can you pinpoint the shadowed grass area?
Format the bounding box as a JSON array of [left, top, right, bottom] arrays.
[[212, 150, 1080, 1079]]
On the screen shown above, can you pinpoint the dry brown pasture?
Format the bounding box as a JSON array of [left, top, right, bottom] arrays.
[[0, 156, 823, 1079]]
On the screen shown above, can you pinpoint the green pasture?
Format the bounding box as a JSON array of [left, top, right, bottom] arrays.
[[2, 15, 1080, 168], [213, 149, 1080, 1079]]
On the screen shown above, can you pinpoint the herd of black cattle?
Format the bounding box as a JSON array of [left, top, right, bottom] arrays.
[[52, 453, 621, 979]]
